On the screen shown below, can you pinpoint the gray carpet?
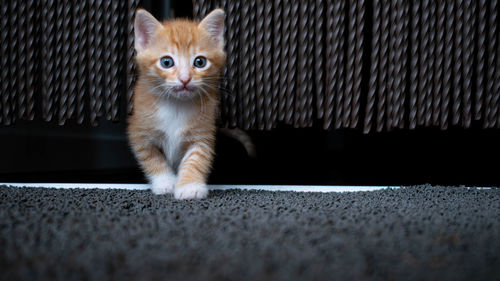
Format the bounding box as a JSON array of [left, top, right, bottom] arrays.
[[0, 185, 499, 281]]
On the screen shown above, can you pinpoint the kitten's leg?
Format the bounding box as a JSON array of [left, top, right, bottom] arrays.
[[132, 142, 176, 194], [174, 143, 214, 199]]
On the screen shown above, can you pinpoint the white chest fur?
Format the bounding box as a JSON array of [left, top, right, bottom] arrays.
[[154, 99, 196, 171]]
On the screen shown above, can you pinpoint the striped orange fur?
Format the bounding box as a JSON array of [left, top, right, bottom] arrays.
[[127, 9, 226, 199]]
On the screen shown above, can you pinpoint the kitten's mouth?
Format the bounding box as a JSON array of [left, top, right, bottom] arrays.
[[175, 85, 193, 92], [173, 85, 193, 93]]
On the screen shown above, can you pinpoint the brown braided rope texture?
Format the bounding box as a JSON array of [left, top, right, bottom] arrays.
[[255, 1, 266, 130], [491, 0, 500, 128], [344, 0, 357, 129], [126, 0, 137, 115], [41, 0, 56, 123], [0, 0, 138, 126], [25, 0, 37, 121], [351, 0, 364, 129], [314, 0, 324, 120], [476, 0, 487, 121], [1, 2, 10, 125], [200, 0, 500, 132], [323, 0, 336, 129], [1, 0, 500, 132], [263, 0, 274, 129], [8, 1, 19, 125], [271, 0, 282, 127], [433, 0, 444, 128], [452, 0, 464, 126], [486, 0, 498, 128], [461, 0, 474, 128], [334, 0, 346, 130], [296, 1, 309, 127], [364, 0, 381, 133], [377, 0, 389, 132], [58, 1, 71, 125], [16, 1, 27, 120]]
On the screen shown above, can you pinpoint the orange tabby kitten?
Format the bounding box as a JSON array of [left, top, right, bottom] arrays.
[[128, 9, 226, 199]]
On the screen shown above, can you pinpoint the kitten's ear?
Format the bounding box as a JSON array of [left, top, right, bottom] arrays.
[[134, 9, 162, 52], [198, 9, 225, 46]]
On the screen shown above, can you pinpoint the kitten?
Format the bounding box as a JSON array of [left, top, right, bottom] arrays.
[[128, 9, 226, 200]]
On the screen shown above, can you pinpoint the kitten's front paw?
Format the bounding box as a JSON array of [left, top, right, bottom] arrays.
[[151, 173, 177, 195], [174, 183, 208, 200]]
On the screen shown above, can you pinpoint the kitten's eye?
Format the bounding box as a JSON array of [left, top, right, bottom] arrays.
[[159, 56, 174, 69], [193, 56, 207, 68]]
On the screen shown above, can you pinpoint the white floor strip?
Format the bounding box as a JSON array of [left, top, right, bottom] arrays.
[[0, 183, 399, 192]]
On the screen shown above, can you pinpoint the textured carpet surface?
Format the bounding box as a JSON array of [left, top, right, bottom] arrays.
[[0, 185, 499, 281]]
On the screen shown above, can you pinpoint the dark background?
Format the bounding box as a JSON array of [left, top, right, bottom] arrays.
[[1, 1, 499, 187]]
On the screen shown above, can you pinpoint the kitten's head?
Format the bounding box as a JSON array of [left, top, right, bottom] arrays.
[[134, 9, 226, 101]]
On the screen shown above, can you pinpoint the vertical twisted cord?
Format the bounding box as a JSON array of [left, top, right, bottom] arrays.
[[76, 1, 87, 124], [0, 3, 9, 124], [41, 0, 56, 122], [492, 0, 500, 127], [25, 0, 36, 120], [109, 1, 120, 121], [9, 1, 19, 124], [426, 0, 436, 127], [334, 0, 346, 129], [102, 0, 113, 121], [399, 0, 409, 128], [279, 0, 290, 122], [228, 1, 241, 127], [67, 1, 80, 121], [486, 0, 498, 127], [475, 0, 487, 121], [286, 1, 299, 125], [58, 1, 71, 125], [461, 0, 474, 128], [248, 1, 257, 128], [343, 0, 357, 128], [17, 2, 27, 120], [304, 0, 319, 127], [193, 0, 201, 20], [227, 0, 240, 127], [314, 0, 324, 120], [442, 1, 454, 129], [364, 0, 381, 133], [238, 1, 251, 129], [296, 1, 309, 127], [126, 0, 137, 115], [271, 0, 281, 128], [94, 0, 105, 122], [351, 0, 364, 128], [409, 0, 420, 129], [87, 0, 98, 125], [255, 1, 266, 130], [54, 2, 64, 123], [391, 0, 406, 129], [324, 0, 335, 129], [119, 0, 128, 122], [433, 0, 445, 128], [387, 0, 397, 130], [218, 0, 229, 126], [377, 0, 389, 132], [452, 0, 464, 126], [418, 0, 430, 126], [263, 0, 274, 129], [197, 1, 210, 21]]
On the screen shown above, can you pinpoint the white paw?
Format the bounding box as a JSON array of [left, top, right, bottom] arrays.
[[150, 173, 177, 195], [174, 183, 208, 200]]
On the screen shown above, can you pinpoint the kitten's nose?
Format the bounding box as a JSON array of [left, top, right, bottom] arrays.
[[179, 76, 192, 86]]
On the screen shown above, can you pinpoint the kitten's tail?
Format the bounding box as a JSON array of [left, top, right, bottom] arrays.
[[219, 128, 256, 158]]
